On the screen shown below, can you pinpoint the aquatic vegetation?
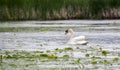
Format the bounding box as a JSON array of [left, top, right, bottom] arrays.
[[39, 54, 48, 58], [99, 47, 102, 51], [62, 55, 69, 60], [118, 53, 120, 56], [91, 56, 101, 59], [34, 51, 44, 53], [55, 48, 63, 53], [64, 47, 73, 51], [91, 61, 97, 65], [4, 51, 11, 55], [9, 64, 17, 67], [37, 54, 58, 59], [103, 60, 110, 65], [85, 53, 90, 57], [102, 50, 108, 56], [50, 68, 57, 70], [46, 50, 51, 53], [112, 57, 119, 62], [75, 58, 81, 64], [1, 44, 120, 70], [48, 54, 58, 59], [5, 55, 12, 59], [0, 55, 2, 64]]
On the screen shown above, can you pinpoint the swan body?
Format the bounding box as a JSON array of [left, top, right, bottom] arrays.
[[65, 28, 88, 45]]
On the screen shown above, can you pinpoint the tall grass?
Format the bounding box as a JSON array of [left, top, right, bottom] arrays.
[[0, 0, 120, 20]]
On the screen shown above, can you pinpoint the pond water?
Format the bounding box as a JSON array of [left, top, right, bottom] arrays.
[[0, 20, 120, 70]]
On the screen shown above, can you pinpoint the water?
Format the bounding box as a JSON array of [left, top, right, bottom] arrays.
[[0, 20, 120, 70]]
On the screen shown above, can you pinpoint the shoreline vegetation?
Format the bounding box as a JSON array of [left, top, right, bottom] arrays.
[[0, 0, 120, 21]]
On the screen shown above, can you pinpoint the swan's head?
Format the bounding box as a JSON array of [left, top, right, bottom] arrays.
[[65, 29, 68, 35], [65, 28, 74, 35]]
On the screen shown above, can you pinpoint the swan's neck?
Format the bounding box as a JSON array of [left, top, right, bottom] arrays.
[[70, 32, 74, 38], [69, 30, 74, 40]]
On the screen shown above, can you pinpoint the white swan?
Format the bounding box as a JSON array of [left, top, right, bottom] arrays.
[[65, 28, 88, 45]]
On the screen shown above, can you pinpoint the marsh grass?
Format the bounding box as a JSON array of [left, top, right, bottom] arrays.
[[0, 0, 120, 20]]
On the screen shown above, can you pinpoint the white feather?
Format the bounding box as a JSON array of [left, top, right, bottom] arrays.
[[65, 28, 88, 45]]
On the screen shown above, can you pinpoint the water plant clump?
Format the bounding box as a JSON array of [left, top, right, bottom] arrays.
[[91, 61, 97, 65], [102, 50, 108, 56], [55, 48, 63, 53], [64, 47, 73, 51], [62, 54, 70, 60], [103, 60, 110, 65], [9, 64, 17, 67], [75, 58, 81, 64], [112, 57, 119, 62], [85, 53, 90, 57]]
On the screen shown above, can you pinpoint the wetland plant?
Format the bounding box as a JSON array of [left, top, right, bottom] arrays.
[[62, 54, 69, 60], [112, 57, 119, 62], [9, 64, 17, 68], [91, 61, 97, 65], [85, 53, 90, 57], [75, 58, 81, 64], [39, 54, 58, 59], [55, 48, 63, 53], [103, 60, 110, 65], [64, 47, 73, 51], [102, 50, 108, 57], [0, 55, 2, 63]]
